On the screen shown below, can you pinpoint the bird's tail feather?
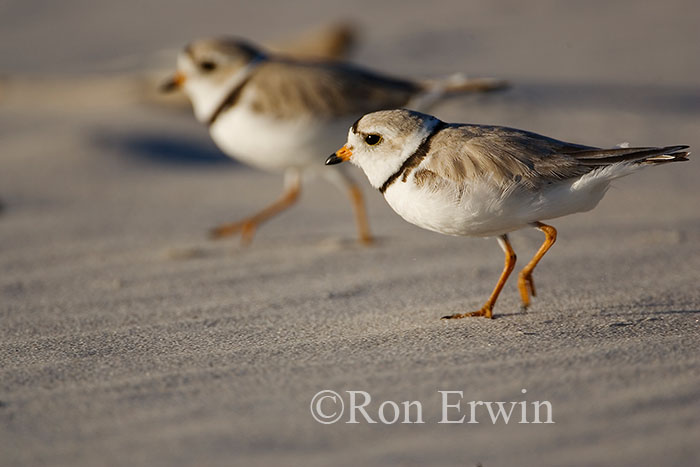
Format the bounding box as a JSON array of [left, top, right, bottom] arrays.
[[570, 145, 690, 167], [410, 73, 509, 111]]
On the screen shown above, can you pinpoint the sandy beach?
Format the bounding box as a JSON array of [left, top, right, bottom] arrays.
[[1, 1, 699, 466]]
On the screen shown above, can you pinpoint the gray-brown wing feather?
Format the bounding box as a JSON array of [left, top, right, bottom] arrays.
[[567, 145, 689, 165], [416, 125, 689, 190], [246, 60, 420, 119]]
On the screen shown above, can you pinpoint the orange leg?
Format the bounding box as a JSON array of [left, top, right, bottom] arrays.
[[517, 222, 557, 309], [324, 167, 373, 246], [442, 235, 517, 320], [209, 172, 301, 246], [348, 184, 373, 245]]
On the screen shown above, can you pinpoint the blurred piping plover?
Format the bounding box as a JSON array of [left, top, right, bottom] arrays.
[[161, 37, 507, 245], [327, 109, 689, 318]]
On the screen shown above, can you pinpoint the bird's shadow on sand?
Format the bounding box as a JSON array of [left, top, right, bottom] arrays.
[[449, 307, 700, 322], [94, 132, 243, 168]]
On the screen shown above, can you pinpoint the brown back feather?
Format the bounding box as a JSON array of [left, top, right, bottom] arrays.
[[246, 60, 419, 119], [415, 125, 689, 193], [417, 125, 593, 190]]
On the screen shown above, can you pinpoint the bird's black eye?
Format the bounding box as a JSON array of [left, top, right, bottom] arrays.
[[365, 134, 382, 146], [199, 60, 217, 72]]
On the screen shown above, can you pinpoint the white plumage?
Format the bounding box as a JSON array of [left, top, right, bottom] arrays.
[[327, 109, 689, 318], [162, 37, 507, 244]]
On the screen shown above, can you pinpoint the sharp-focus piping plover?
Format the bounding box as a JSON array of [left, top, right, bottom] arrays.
[[327, 109, 690, 318], [161, 37, 507, 245]]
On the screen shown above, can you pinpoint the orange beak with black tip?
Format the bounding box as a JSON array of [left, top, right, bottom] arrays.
[[326, 145, 353, 165], [160, 71, 186, 93]]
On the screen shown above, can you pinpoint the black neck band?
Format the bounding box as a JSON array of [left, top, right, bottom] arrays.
[[206, 75, 253, 127], [379, 121, 447, 194]]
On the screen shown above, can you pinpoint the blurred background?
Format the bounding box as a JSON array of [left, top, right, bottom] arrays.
[[1, 1, 699, 466], [2, 0, 698, 243]]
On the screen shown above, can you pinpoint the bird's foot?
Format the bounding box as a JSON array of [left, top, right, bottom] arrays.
[[518, 271, 536, 309], [209, 219, 258, 246], [358, 233, 374, 246], [441, 306, 493, 320]]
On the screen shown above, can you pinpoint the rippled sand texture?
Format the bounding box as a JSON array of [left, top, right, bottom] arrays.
[[1, 1, 699, 466]]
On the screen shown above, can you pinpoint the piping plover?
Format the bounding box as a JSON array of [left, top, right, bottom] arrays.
[[327, 109, 689, 318], [146, 22, 357, 112], [161, 37, 507, 245]]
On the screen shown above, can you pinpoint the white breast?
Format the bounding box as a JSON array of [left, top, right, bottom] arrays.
[[209, 99, 355, 173], [383, 177, 521, 237], [383, 167, 621, 237]]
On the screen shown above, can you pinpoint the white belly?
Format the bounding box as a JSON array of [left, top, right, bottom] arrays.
[[209, 105, 354, 173], [383, 168, 619, 237]]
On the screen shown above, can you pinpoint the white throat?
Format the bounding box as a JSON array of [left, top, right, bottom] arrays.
[[354, 119, 441, 190]]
